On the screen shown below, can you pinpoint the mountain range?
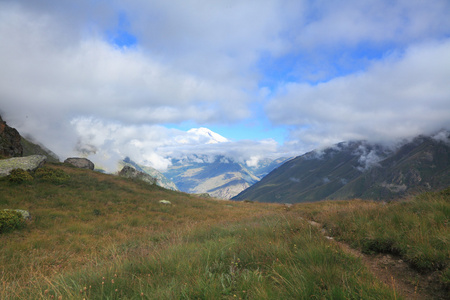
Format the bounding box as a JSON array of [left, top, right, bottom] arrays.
[[161, 155, 289, 199], [233, 132, 450, 203], [120, 127, 290, 199]]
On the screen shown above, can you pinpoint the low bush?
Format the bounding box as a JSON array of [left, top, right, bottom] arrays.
[[8, 168, 33, 184], [0, 210, 25, 233], [34, 167, 70, 184]]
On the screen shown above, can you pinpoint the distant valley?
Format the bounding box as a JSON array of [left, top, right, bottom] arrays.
[[123, 155, 290, 199], [162, 155, 289, 199]]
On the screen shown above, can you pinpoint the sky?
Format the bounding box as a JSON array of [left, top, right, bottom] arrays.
[[0, 0, 449, 171]]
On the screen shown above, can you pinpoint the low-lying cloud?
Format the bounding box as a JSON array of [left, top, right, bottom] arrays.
[[70, 117, 282, 172]]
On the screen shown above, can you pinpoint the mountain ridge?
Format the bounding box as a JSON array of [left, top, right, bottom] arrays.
[[233, 132, 450, 203]]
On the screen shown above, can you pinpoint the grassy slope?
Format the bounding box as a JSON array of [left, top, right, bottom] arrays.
[[294, 189, 450, 290], [1, 163, 445, 299]]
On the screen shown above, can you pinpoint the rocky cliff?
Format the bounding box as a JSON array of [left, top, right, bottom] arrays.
[[0, 115, 23, 157]]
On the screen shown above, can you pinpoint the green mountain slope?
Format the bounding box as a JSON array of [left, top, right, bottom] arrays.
[[233, 133, 450, 203], [21, 136, 60, 163]]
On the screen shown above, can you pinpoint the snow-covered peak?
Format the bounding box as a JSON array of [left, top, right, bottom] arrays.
[[187, 127, 229, 144]]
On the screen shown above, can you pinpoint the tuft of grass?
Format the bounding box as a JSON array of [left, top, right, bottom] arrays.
[[34, 167, 70, 184], [0, 210, 25, 233], [8, 168, 33, 184]]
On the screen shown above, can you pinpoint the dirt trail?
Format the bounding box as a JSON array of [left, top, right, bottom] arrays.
[[306, 220, 447, 300]]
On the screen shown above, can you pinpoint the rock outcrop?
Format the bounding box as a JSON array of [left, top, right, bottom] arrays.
[[0, 155, 47, 177], [118, 165, 157, 185], [64, 157, 94, 170], [0, 115, 23, 157]]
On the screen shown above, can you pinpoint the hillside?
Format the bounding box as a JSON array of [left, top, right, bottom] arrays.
[[21, 136, 60, 163], [1, 162, 448, 299], [233, 133, 450, 203]]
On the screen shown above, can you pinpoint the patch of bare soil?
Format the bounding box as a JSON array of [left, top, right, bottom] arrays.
[[307, 220, 448, 300]]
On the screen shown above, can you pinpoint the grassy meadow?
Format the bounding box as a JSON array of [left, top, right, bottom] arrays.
[[0, 163, 448, 299]]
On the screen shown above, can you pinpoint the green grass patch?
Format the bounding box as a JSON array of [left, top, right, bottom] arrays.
[[295, 187, 450, 289]]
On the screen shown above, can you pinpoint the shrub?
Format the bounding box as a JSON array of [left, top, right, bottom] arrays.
[[0, 210, 25, 233], [8, 168, 33, 184], [34, 167, 70, 184]]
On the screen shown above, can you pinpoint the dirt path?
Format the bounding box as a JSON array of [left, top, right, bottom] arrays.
[[306, 220, 447, 300]]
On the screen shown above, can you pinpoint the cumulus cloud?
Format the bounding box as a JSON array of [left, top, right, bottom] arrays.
[[0, 2, 255, 158], [0, 0, 449, 166], [267, 40, 450, 150]]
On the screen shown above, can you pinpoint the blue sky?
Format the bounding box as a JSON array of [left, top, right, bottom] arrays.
[[1, 0, 450, 170]]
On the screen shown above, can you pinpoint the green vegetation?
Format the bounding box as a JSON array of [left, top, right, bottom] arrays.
[[8, 168, 33, 184], [0, 210, 25, 233], [34, 167, 70, 184], [294, 188, 450, 290], [0, 163, 447, 298]]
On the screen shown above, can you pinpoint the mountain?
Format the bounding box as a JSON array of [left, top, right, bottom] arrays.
[[186, 127, 229, 144], [162, 154, 288, 199], [248, 157, 292, 178], [233, 133, 450, 203], [121, 157, 178, 191]]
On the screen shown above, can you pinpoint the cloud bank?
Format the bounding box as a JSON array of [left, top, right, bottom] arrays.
[[0, 0, 449, 168], [267, 40, 450, 150]]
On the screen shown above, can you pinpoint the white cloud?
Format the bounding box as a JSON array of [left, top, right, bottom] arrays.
[[293, 0, 450, 48], [69, 117, 282, 172], [0, 0, 449, 165], [267, 40, 450, 149], [0, 2, 253, 158]]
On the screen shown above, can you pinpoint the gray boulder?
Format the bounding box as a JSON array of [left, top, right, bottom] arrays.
[[64, 157, 94, 170], [118, 165, 157, 185], [0, 155, 47, 177]]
